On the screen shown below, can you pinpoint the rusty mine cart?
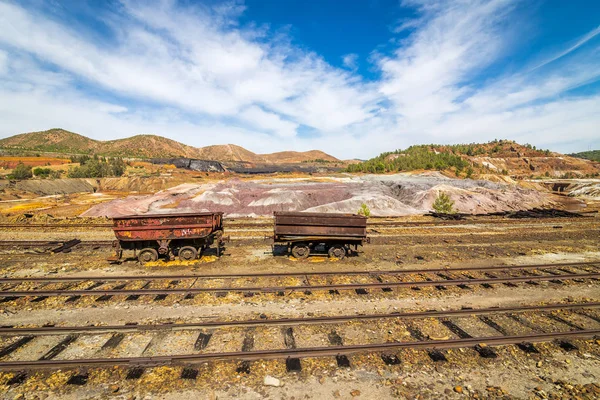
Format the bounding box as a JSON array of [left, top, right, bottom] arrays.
[[273, 211, 368, 259], [109, 212, 225, 264]]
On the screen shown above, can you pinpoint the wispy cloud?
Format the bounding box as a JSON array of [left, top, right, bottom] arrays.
[[532, 24, 600, 70], [342, 53, 359, 70], [0, 0, 599, 157]]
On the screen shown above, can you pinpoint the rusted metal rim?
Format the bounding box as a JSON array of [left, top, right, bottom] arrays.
[[1, 272, 598, 297], [0, 329, 597, 370], [1, 302, 597, 335], [1, 260, 598, 283]]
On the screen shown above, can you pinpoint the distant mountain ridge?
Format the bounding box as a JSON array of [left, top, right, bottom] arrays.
[[0, 129, 340, 164]]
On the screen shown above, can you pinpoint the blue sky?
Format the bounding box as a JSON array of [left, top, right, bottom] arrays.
[[0, 0, 599, 158]]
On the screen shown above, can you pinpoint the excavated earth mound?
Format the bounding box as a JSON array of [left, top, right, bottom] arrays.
[[82, 173, 552, 217]]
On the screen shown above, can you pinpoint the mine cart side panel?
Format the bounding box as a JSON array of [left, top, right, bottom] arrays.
[[274, 212, 367, 228], [275, 225, 366, 237], [112, 212, 223, 241], [114, 227, 214, 241], [273, 212, 367, 240]]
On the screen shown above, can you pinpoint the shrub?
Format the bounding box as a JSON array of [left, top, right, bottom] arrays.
[[67, 157, 126, 178], [8, 162, 33, 180], [33, 167, 52, 178], [357, 203, 371, 217], [465, 166, 474, 179], [432, 191, 455, 214]]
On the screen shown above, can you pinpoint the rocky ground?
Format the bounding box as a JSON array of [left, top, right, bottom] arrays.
[[80, 173, 555, 218], [0, 215, 599, 399]]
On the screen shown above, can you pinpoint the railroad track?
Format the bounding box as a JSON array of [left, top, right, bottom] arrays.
[[0, 302, 598, 373], [1, 219, 598, 249], [1, 261, 598, 302], [0, 240, 112, 248], [0, 214, 596, 230]]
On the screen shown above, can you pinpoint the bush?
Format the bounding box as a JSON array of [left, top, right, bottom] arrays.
[[67, 157, 126, 178], [465, 166, 474, 179], [432, 191, 455, 214], [33, 167, 52, 178], [357, 203, 371, 217], [8, 162, 33, 180]]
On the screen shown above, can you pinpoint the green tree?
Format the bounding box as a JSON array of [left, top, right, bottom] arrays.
[[33, 167, 52, 178], [357, 203, 371, 217], [9, 162, 33, 180], [432, 191, 455, 214], [67, 157, 126, 178], [465, 166, 474, 179]]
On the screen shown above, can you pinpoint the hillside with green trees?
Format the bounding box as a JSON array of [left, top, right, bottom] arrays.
[[346, 145, 470, 174], [67, 155, 126, 178], [346, 140, 556, 175], [569, 150, 600, 162]]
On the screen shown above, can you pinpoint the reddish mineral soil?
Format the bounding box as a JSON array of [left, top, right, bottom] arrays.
[[82, 173, 554, 218]]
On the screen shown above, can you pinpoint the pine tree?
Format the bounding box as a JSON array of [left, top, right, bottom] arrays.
[[432, 192, 455, 214]]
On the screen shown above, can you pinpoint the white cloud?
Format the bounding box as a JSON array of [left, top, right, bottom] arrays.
[[342, 53, 358, 70], [238, 106, 299, 138], [0, 0, 599, 158], [532, 24, 600, 70], [378, 0, 517, 119], [0, 49, 7, 74]]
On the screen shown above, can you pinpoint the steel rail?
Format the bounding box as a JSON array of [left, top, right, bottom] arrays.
[[0, 329, 597, 370], [1, 261, 597, 283], [0, 261, 600, 283], [0, 224, 113, 229], [0, 240, 112, 247], [1, 272, 598, 297], [1, 302, 597, 336]]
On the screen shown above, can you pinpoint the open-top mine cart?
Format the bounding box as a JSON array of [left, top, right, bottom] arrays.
[[109, 212, 224, 264], [273, 211, 368, 259]]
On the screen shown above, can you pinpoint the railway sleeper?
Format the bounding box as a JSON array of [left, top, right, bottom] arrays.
[[441, 320, 497, 358], [6, 371, 28, 385], [328, 331, 351, 368], [381, 353, 401, 365], [437, 273, 471, 290], [126, 367, 145, 380], [181, 367, 199, 380], [40, 335, 77, 361], [406, 325, 447, 362], [67, 371, 89, 385], [236, 332, 255, 374], [0, 336, 34, 358], [483, 272, 518, 287], [283, 327, 302, 372], [102, 333, 125, 350]]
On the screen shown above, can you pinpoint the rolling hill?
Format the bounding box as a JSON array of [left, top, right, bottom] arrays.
[[0, 129, 341, 164], [347, 140, 600, 178], [195, 144, 267, 163]]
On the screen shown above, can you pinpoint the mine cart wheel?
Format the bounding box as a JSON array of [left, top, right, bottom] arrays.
[[179, 246, 198, 261], [138, 248, 158, 264], [328, 245, 346, 259], [291, 244, 310, 259]]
